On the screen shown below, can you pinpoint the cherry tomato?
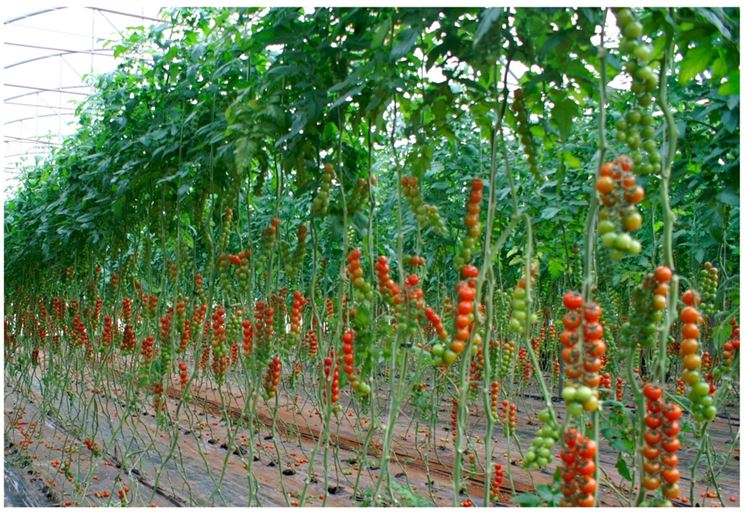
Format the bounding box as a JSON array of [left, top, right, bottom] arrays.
[[563, 291, 583, 310], [655, 265, 673, 283], [643, 383, 663, 401]]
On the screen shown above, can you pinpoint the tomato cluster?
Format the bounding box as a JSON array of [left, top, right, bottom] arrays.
[[220, 207, 233, 249], [374, 256, 403, 306], [559, 429, 597, 507], [508, 263, 537, 333], [524, 408, 558, 470], [340, 329, 370, 396], [141, 335, 154, 364], [613, 8, 660, 175], [311, 163, 334, 216], [511, 89, 540, 181], [346, 249, 372, 300], [623, 266, 672, 348], [679, 294, 717, 421], [179, 318, 191, 354], [304, 329, 318, 356], [121, 324, 136, 353], [347, 177, 372, 216], [597, 156, 644, 259], [236, 251, 250, 292], [407, 255, 425, 267], [424, 307, 449, 346], [616, 377, 624, 402], [286, 225, 307, 282], [490, 381, 500, 419], [290, 291, 305, 339], [699, 262, 719, 316], [560, 291, 605, 414], [178, 361, 189, 387], [263, 356, 281, 399], [440, 278, 476, 366], [211, 306, 229, 381], [400, 176, 446, 233], [499, 340, 515, 378], [720, 320, 739, 369], [450, 398, 459, 442], [101, 316, 113, 349], [490, 463, 505, 504], [641, 385, 682, 499], [455, 179, 484, 268], [194, 273, 206, 304], [254, 300, 274, 347]]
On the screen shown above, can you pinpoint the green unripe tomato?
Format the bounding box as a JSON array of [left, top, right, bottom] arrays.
[[645, 75, 659, 91], [598, 220, 616, 235], [615, 119, 628, 131], [623, 21, 643, 39], [616, 131, 627, 143], [631, 151, 644, 164], [641, 113, 653, 126], [562, 386, 577, 402], [533, 437, 544, 448], [642, 139, 656, 153], [638, 93, 653, 107], [601, 232, 618, 248], [509, 317, 523, 332], [536, 456, 549, 468], [608, 249, 624, 260], [432, 343, 445, 357], [543, 437, 555, 448], [699, 394, 714, 407], [538, 447, 551, 458], [513, 287, 527, 300], [443, 349, 458, 365], [538, 409, 551, 423], [634, 44, 652, 63], [615, 233, 634, 251], [693, 381, 710, 397], [529, 313, 538, 323], [637, 66, 654, 82], [525, 451, 536, 462], [641, 125, 655, 139], [628, 239, 642, 255], [575, 386, 593, 404], [704, 405, 717, 420], [567, 401, 585, 417], [626, 109, 642, 124], [615, 9, 633, 28], [512, 299, 526, 311], [620, 39, 638, 56]]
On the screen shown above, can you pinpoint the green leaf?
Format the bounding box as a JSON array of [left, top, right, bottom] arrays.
[[392, 28, 419, 60], [540, 206, 560, 220], [616, 455, 632, 481], [718, 70, 739, 95], [679, 46, 713, 84], [551, 97, 579, 141], [513, 492, 541, 507], [716, 187, 739, 206], [473, 8, 503, 47], [562, 150, 582, 168]]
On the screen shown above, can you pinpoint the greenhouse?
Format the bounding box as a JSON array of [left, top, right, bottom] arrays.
[[3, 7, 740, 508]]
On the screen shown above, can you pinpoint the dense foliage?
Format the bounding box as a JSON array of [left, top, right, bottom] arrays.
[[4, 7, 740, 508]]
